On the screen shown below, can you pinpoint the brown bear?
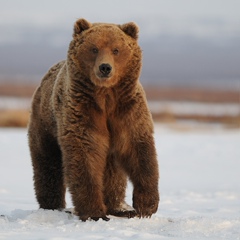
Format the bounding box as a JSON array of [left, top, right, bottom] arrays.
[[28, 18, 159, 221]]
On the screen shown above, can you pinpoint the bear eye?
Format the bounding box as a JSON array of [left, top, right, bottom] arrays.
[[92, 47, 98, 54], [113, 49, 119, 55]]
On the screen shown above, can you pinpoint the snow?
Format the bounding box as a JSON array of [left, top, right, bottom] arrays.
[[149, 101, 240, 117], [0, 126, 240, 239], [0, 97, 31, 110]]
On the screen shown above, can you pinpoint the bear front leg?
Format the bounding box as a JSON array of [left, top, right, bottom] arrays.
[[103, 153, 136, 218], [60, 132, 109, 221], [123, 136, 159, 218]]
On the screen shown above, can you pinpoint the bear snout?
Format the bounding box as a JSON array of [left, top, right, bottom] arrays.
[[99, 63, 112, 77]]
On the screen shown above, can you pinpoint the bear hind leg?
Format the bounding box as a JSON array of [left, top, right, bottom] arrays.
[[29, 129, 66, 210]]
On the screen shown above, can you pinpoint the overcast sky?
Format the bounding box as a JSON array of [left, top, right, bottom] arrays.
[[2, 0, 240, 22], [1, 0, 240, 87], [1, 0, 240, 42]]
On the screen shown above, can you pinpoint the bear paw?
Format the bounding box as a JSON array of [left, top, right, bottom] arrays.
[[133, 189, 159, 218], [108, 202, 137, 218], [75, 206, 109, 222]]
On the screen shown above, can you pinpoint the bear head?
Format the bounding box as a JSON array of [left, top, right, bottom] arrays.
[[68, 18, 142, 88]]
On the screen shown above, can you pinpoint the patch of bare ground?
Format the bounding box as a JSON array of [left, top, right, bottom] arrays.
[[144, 86, 240, 103], [0, 109, 30, 127], [152, 112, 240, 129], [0, 83, 37, 98]]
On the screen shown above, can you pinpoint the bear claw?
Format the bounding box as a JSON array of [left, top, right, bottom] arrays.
[[80, 216, 110, 222], [111, 210, 137, 219], [91, 216, 110, 221]]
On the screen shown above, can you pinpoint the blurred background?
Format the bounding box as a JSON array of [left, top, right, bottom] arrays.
[[0, 0, 239, 129]]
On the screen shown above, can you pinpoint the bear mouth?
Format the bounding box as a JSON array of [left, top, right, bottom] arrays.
[[96, 73, 112, 80]]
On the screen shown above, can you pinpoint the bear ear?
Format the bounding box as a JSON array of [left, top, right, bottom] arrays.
[[73, 18, 91, 35], [120, 22, 139, 40]]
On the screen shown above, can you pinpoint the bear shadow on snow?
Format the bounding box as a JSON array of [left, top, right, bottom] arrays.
[[28, 18, 159, 221]]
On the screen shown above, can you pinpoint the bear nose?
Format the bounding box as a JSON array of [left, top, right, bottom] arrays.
[[99, 63, 112, 76]]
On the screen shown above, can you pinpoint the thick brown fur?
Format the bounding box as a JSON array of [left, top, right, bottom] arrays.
[[28, 18, 159, 221]]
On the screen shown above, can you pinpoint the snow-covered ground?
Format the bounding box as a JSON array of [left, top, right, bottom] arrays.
[[0, 97, 31, 110], [0, 125, 239, 240], [149, 101, 240, 117]]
